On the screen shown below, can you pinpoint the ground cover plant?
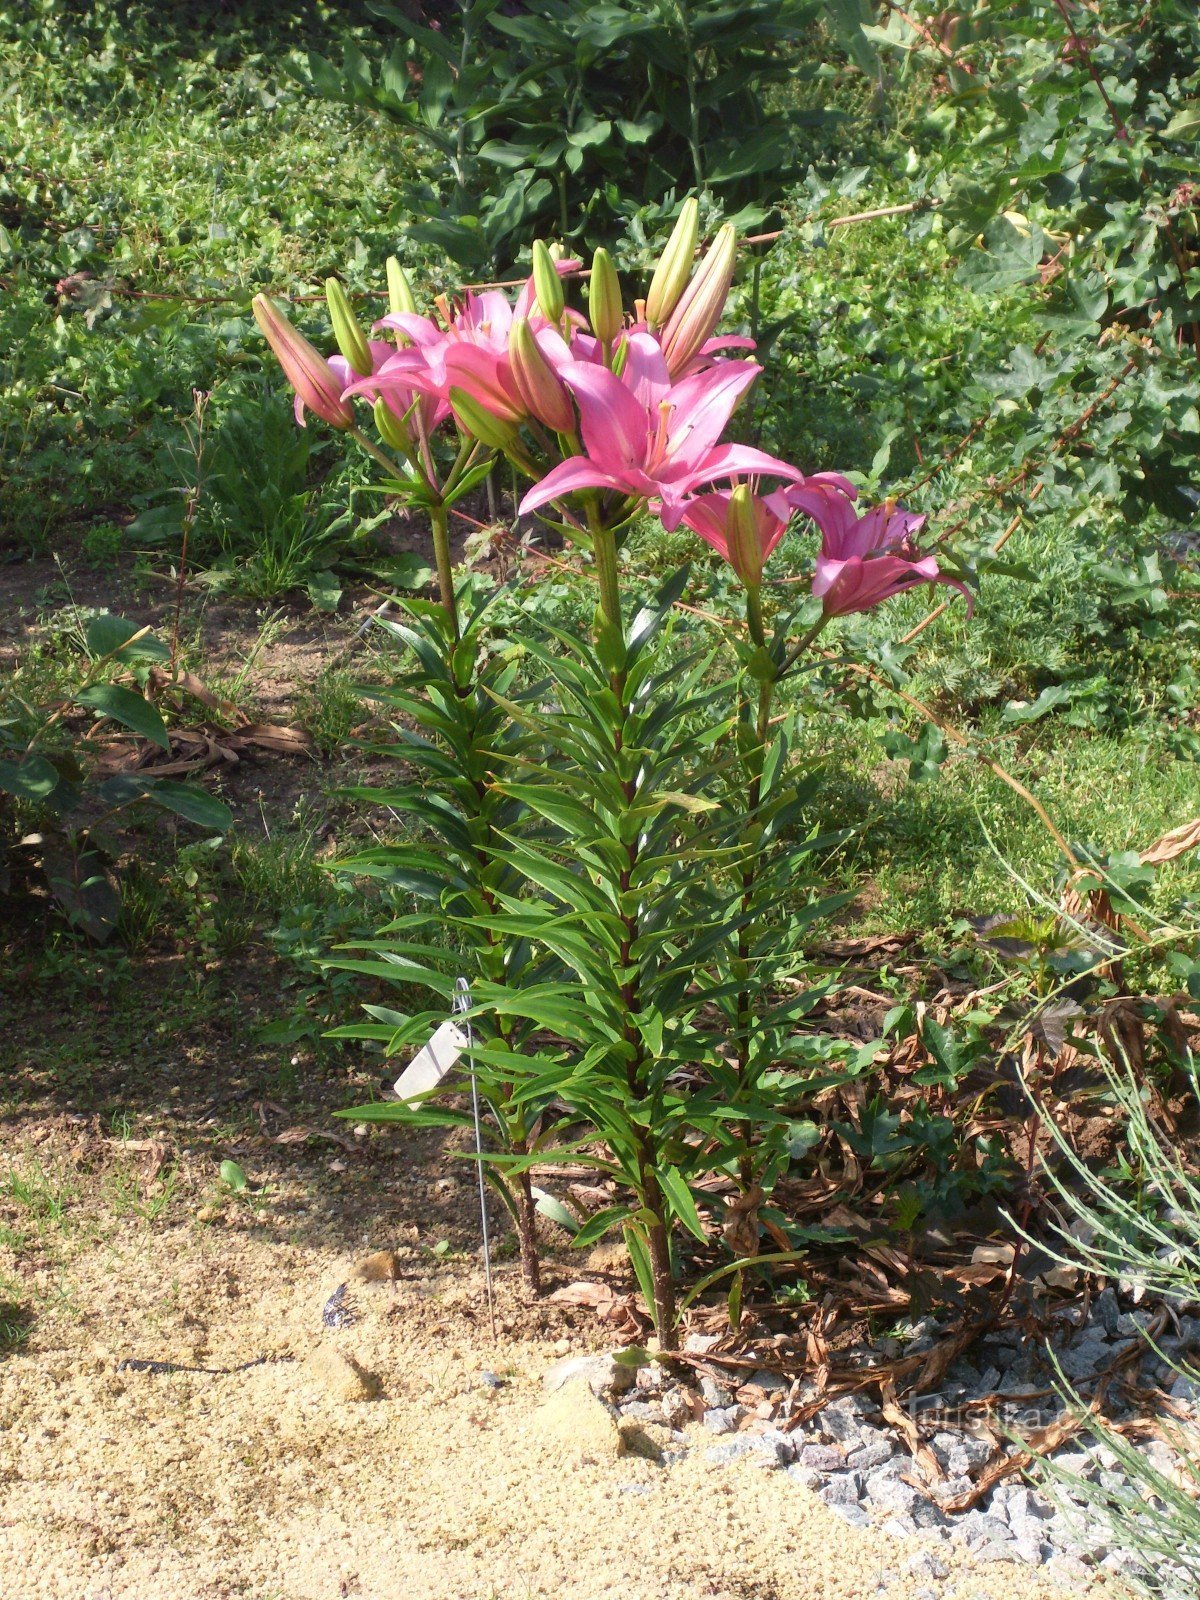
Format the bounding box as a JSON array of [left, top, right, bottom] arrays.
[[2, 1, 1200, 1590]]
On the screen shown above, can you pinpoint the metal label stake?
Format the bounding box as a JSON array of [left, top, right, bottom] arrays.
[[454, 977, 496, 1340]]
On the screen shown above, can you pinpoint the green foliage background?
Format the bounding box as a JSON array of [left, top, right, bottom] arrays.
[[2, 0, 1199, 937]]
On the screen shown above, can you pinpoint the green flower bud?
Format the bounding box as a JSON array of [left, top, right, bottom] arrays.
[[449, 387, 518, 452], [645, 197, 699, 329], [588, 247, 622, 345], [531, 239, 565, 324], [373, 397, 411, 456], [385, 256, 417, 319], [325, 278, 373, 377], [727, 483, 764, 588]]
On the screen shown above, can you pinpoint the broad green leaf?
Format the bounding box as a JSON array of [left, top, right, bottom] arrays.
[[85, 614, 170, 664], [146, 781, 233, 832], [77, 684, 169, 750], [0, 755, 60, 802]]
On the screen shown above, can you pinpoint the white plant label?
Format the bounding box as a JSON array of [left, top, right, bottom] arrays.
[[394, 1020, 469, 1102]]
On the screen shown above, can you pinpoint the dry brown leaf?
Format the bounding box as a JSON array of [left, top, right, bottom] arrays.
[[879, 1378, 942, 1483], [1141, 816, 1200, 867], [147, 665, 241, 723], [548, 1281, 619, 1310], [228, 723, 315, 755], [939, 1410, 1087, 1512]]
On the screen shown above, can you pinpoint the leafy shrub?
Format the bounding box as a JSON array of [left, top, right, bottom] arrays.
[[295, 0, 856, 270], [1, 613, 232, 939]]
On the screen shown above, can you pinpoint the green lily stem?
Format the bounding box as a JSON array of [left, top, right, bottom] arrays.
[[579, 497, 679, 1342], [349, 425, 423, 490], [731, 591, 822, 1195], [777, 614, 830, 680], [429, 500, 459, 643], [586, 510, 623, 634]]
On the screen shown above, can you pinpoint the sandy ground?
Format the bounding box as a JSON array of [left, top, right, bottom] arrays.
[[0, 1220, 1107, 1600]]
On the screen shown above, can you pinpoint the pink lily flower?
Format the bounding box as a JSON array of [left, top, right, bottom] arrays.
[[677, 487, 791, 588], [519, 334, 803, 524], [779, 478, 973, 618], [334, 338, 449, 438]]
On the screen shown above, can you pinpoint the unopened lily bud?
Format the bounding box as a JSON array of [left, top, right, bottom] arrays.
[[449, 387, 518, 452], [659, 221, 737, 377], [325, 278, 373, 377], [385, 256, 417, 319], [531, 239, 565, 324], [548, 240, 566, 262], [252, 294, 353, 430], [645, 196, 699, 330], [727, 484, 764, 588], [588, 247, 622, 345], [509, 317, 574, 433], [373, 397, 412, 456]]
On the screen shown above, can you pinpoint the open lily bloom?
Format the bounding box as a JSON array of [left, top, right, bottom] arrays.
[[332, 338, 449, 438], [519, 334, 803, 524], [780, 478, 972, 618], [676, 487, 791, 587]]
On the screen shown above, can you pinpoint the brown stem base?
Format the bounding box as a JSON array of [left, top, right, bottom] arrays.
[[515, 1170, 541, 1298]]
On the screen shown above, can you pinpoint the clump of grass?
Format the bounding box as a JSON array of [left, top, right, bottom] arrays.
[[1020, 1045, 1200, 1596]]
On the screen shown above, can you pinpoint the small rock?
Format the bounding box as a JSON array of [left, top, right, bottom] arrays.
[[1116, 1310, 1152, 1338], [867, 1477, 919, 1516], [973, 1542, 1018, 1565], [703, 1405, 743, 1435], [911, 1500, 948, 1530], [1093, 1288, 1120, 1336], [753, 1427, 795, 1465], [786, 1464, 823, 1490], [635, 1361, 669, 1394], [820, 1471, 865, 1507], [704, 1435, 789, 1469], [620, 1399, 667, 1426], [847, 1440, 895, 1472], [819, 1395, 870, 1443], [998, 1486, 1051, 1526], [931, 1473, 974, 1503], [301, 1344, 377, 1403], [1169, 1369, 1200, 1409], [828, 1504, 871, 1528], [539, 1379, 622, 1464], [907, 1551, 949, 1582], [661, 1388, 692, 1429], [799, 1443, 844, 1472], [880, 1517, 917, 1538], [748, 1369, 790, 1396], [1049, 1449, 1099, 1480], [700, 1375, 733, 1408], [1056, 1335, 1110, 1382], [478, 1370, 506, 1390], [543, 1353, 635, 1401], [616, 1482, 655, 1496], [1011, 1534, 1049, 1565], [706, 1439, 756, 1467], [953, 1512, 1012, 1549]]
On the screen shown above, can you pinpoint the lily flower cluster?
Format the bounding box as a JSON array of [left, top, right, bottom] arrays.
[[252, 201, 967, 622]]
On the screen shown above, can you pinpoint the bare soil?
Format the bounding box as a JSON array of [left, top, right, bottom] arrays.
[[0, 1180, 1103, 1600]]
